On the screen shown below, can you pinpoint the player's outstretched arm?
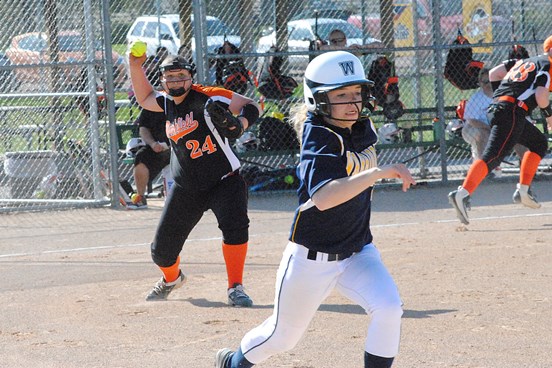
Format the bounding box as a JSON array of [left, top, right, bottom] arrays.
[[128, 53, 163, 112], [312, 164, 416, 211]]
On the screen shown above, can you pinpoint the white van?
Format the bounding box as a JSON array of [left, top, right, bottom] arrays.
[[126, 14, 241, 59]]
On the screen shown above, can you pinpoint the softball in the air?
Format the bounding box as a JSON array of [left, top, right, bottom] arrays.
[[130, 40, 147, 57]]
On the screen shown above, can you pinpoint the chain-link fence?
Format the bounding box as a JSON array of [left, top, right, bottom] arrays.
[[1, 0, 551, 212]]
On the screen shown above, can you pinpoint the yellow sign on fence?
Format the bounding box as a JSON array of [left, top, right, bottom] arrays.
[[463, 0, 493, 53]]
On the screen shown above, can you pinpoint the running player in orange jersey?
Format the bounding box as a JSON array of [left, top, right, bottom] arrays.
[[449, 36, 552, 225]]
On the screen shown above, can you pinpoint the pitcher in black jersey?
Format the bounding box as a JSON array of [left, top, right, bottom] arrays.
[[449, 36, 552, 225], [128, 50, 262, 306]]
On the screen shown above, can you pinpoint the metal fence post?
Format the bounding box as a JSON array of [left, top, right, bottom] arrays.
[[431, 0, 448, 184], [192, 0, 208, 85], [100, 0, 122, 208]]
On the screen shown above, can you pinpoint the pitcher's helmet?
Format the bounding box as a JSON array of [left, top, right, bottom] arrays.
[[159, 55, 196, 77], [304, 51, 375, 117]]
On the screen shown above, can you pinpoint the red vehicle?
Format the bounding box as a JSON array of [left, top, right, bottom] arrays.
[[5, 31, 126, 90]]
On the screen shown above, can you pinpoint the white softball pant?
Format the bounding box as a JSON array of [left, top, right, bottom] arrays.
[[240, 241, 403, 364]]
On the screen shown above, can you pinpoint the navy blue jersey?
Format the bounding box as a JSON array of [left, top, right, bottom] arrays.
[[156, 85, 241, 191], [494, 54, 552, 112], [136, 108, 169, 144], [289, 113, 378, 254]]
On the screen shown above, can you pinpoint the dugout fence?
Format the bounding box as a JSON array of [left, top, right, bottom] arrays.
[[0, 0, 551, 212]]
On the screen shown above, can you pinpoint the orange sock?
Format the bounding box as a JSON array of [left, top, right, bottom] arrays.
[[159, 256, 181, 283], [519, 151, 541, 186], [222, 242, 248, 288], [462, 159, 489, 194]]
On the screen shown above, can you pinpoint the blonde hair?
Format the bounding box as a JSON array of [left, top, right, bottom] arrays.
[[289, 103, 309, 144]]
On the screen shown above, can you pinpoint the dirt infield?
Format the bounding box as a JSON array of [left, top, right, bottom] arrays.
[[1, 178, 551, 368]]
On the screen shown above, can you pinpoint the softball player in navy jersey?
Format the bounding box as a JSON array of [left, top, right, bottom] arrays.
[[128, 53, 262, 306], [216, 51, 416, 368], [449, 35, 552, 225]]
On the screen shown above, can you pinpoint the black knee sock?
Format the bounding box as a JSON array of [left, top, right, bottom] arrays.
[[364, 352, 394, 368]]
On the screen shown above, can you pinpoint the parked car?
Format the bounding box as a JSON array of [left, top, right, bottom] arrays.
[[4, 31, 126, 90], [126, 14, 241, 60], [257, 18, 380, 74], [290, 0, 353, 20]]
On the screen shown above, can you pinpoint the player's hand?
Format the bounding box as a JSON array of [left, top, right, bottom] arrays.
[[382, 164, 416, 192], [151, 142, 167, 153], [128, 53, 147, 68], [546, 116, 552, 131]]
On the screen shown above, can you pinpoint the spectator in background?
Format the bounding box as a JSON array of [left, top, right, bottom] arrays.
[[462, 67, 527, 177], [127, 108, 170, 210], [318, 29, 381, 54], [127, 51, 171, 209]]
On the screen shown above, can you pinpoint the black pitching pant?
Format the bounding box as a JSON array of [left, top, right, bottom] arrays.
[[151, 174, 249, 267]]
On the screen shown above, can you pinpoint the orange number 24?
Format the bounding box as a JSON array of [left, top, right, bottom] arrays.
[[186, 135, 217, 159]]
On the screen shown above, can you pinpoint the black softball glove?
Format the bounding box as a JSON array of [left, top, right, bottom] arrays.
[[205, 99, 244, 139]]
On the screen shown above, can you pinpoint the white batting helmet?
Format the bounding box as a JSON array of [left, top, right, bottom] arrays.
[[125, 137, 146, 158], [304, 51, 375, 117], [378, 122, 401, 144], [234, 131, 259, 153], [445, 119, 464, 139]]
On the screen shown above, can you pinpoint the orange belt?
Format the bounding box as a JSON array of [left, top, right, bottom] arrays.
[[496, 96, 529, 112]]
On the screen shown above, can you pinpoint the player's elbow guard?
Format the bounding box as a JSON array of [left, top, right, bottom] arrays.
[[239, 103, 261, 128]]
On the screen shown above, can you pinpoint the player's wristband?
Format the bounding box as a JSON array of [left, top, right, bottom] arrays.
[[541, 104, 552, 118], [239, 104, 260, 127]]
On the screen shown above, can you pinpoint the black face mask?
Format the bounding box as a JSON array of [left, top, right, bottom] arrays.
[[167, 87, 186, 97]]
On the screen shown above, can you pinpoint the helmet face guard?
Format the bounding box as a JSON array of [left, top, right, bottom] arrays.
[[304, 51, 375, 120], [312, 84, 375, 117]]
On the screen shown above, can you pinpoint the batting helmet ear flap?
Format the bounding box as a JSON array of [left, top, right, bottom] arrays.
[[314, 92, 332, 116]]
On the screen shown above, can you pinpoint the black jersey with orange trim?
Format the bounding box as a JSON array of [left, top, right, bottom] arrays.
[[156, 85, 241, 191], [288, 113, 378, 254], [493, 54, 552, 112]]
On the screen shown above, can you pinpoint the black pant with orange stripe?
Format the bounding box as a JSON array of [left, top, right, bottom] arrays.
[[482, 102, 548, 171], [150, 173, 249, 267]]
